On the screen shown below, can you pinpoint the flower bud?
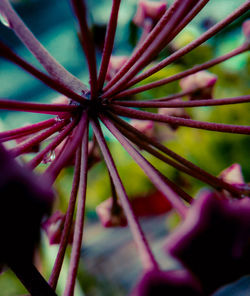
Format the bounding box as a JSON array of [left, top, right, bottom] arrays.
[[180, 71, 217, 100], [106, 56, 129, 81]]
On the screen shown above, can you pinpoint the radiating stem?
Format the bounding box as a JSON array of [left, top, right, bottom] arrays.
[[106, 113, 243, 197], [0, 0, 88, 94], [0, 41, 88, 104], [9, 119, 69, 157], [123, 1, 250, 89], [92, 118, 159, 270], [97, 0, 121, 91], [0, 118, 56, 141], [28, 118, 78, 169], [113, 43, 249, 99], [100, 115, 188, 217], [112, 95, 250, 108], [109, 105, 250, 135], [0, 98, 77, 114], [71, 0, 98, 99], [44, 112, 88, 184], [103, 0, 198, 98], [63, 123, 89, 296]]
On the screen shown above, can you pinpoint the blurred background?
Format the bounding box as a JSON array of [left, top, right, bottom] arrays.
[[0, 0, 249, 295]]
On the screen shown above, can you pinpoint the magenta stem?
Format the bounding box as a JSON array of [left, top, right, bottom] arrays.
[[0, 98, 77, 114], [105, 113, 244, 197], [44, 112, 88, 184], [0, 41, 88, 104], [100, 115, 188, 217], [97, 0, 121, 91], [49, 148, 82, 290], [112, 95, 250, 108], [113, 43, 249, 98], [63, 123, 89, 296], [0, 118, 56, 141], [109, 105, 250, 135], [124, 1, 250, 89], [0, 0, 88, 94], [71, 0, 98, 99], [103, 0, 198, 98], [91, 118, 159, 271], [9, 118, 70, 157], [28, 118, 78, 169]]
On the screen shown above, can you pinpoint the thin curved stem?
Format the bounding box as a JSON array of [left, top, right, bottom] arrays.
[[0, 0, 88, 94], [71, 0, 97, 98], [63, 123, 89, 296], [0, 41, 88, 104], [113, 43, 249, 99], [0, 118, 56, 141], [109, 105, 250, 135], [105, 113, 244, 197], [123, 1, 250, 89], [100, 115, 188, 217], [28, 118, 78, 169], [97, 0, 121, 91], [91, 118, 159, 271], [49, 148, 82, 290], [112, 95, 250, 108], [9, 118, 70, 157], [103, 0, 198, 98], [0, 98, 77, 114]]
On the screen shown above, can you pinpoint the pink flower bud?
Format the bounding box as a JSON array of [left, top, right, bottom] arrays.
[[106, 56, 129, 81], [242, 20, 250, 43], [219, 163, 245, 186], [180, 71, 217, 100], [96, 197, 127, 228], [133, 1, 167, 28], [42, 211, 74, 245], [158, 100, 190, 130], [130, 119, 155, 137]]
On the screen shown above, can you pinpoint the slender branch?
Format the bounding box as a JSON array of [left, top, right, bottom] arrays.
[[110, 119, 193, 203], [63, 123, 89, 296], [112, 95, 250, 108], [0, 98, 77, 114], [105, 113, 244, 197], [91, 118, 159, 270], [9, 119, 70, 157], [113, 43, 249, 98], [97, 0, 121, 91], [0, 118, 56, 141], [49, 148, 82, 290], [44, 112, 88, 184], [99, 115, 188, 217], [8, 260, 57, 296], [0, 41, 88, 104], [109, 105, 250, 135], [103, 0, 198, 98], [0, 0, 88, 94], [28, 118, 78, 169], [124, 1, 250, 89], [71, 0, 98, 99], [103, 0, 196, 93]]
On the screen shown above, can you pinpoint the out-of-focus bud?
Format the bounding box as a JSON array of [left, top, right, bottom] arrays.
[[96, 197, 127, 228], [130, 119, 155, 138], [180, 71, 217, 100], [106, 56, 129, 81], [133, 1, 167, 28], [42, 211, 74, 245], [219, 163, 244, 186], [242, 20, 250, 43], [158, 100, 190, 130]]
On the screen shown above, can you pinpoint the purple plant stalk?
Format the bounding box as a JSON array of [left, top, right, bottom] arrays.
[[0, 0, 249, 295]]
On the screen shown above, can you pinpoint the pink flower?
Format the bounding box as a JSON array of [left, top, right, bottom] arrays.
[[180, 70, 217, 100], [42, 211, 74, 245], [242, 20, 250, 43], [133, 0, 167, 28], [130, 119, 155, 138], [106, 55, 129, 81]]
